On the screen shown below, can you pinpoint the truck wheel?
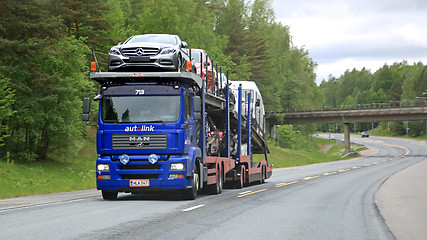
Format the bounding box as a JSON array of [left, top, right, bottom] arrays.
[[260, 166, 266, 184], [102, 190, 118, 200], [183, 169, 199, 200], [211, 167, 223, 194], [235, 166, 244, 189]]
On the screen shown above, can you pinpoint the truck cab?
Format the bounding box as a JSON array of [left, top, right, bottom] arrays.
[[92, 80, 202, 199]]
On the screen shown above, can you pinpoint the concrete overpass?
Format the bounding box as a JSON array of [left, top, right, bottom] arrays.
[[266, 102, 427, 153]]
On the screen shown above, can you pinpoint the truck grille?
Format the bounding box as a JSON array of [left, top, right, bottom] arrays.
[[121, 47, 159, 56], [120, 164, 160, 170], [112, 134, 167, 149], [121, 174, 159, 180]]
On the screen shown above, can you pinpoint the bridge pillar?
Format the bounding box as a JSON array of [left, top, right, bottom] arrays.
[[344, 123, 351, 154]]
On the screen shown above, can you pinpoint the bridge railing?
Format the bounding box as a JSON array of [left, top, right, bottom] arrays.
[[268, 100, 426, 117]]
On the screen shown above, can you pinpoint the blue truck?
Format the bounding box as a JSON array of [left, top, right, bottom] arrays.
[[82, 70, 271, 200]]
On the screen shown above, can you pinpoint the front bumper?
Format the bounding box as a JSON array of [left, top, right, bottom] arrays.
[[108, 53, 179, 71], [96, 155, 191, 191]]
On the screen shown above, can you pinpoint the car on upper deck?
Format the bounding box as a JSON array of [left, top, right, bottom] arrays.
[[108, 34, 190, 72], [190, 49, 217, 92]]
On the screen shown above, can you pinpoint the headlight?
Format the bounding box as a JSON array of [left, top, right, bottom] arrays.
[[160, 48, 177, 55], [170, 163, 185, 170], [109, 48, 121, 55], [97, 164, 110, 171]]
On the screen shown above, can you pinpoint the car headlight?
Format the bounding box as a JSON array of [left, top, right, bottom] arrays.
[[109, 48, 121, 55], [170, 163, 185, 170], [160, 48, 177, 55], [97, 164, 110, 171]]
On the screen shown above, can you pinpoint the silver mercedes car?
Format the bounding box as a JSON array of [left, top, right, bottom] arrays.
[[108, 34, 190, 72]]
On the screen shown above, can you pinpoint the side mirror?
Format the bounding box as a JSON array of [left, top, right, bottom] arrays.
[[82, 114, 90, 122], [181, 41, 188, 48], [82, 97, 91, 122], [83, 97, 91, 114]]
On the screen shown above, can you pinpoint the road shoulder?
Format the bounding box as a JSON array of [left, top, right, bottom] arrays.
[[376, 157, 427, 240], [0, 189, 99, 211]]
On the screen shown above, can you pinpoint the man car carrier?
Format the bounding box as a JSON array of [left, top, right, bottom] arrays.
[[82, 62, 272, 200]]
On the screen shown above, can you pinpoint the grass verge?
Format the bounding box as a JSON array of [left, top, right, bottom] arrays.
[[0, 131, 362, 199], [0, 127, 97, 199], [254, 137, 362, 168]]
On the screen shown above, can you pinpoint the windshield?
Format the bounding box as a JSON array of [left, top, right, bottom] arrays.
[[102, 96, 180, 123], [191, 50, 201, 62], [190, 50, 209, 63], [126, 35, 177, 45]]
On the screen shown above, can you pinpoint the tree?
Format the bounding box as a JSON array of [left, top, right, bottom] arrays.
[[0, 76, 15, 147], [58, 0, 112, 48]]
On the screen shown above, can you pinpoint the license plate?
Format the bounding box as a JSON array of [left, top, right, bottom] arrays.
[[129, 179, 149, 187], [129, 56, 150, 63]]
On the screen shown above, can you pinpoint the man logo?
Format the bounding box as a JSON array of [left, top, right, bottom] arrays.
[[120, 154, 130, 165], [148, 154, 158, 164], [129, 136, 150, 142]]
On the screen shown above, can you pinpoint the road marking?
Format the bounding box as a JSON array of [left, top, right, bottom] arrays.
[[352, 166, 362, 169], [303, 176, 320, 181], [275, 181, 299, 188], [323, 172, 337, 176], [386, 144, 410, 157], [237, 188, 268, 198], [182, 204, 205, 212], [338, 169, 350, 172], [238, 191, 252, 195]]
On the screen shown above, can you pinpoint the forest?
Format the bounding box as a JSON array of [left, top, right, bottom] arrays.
[[0, 0, 426, 162]]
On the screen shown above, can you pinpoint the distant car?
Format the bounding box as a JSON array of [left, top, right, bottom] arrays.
[[108, 34, 190, 72], [361, 132, 369, 138]]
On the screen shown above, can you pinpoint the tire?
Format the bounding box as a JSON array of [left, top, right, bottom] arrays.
[[210, 167, 223, 195], [183, 169, 199, 200], [260, 166, 266, 184], [102, 190, 118, 200], [235, 166, 244, 189], [176, 54, 182, 72]]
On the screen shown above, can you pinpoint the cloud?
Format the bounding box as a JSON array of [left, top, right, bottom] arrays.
[[272, 0, 427, 83]]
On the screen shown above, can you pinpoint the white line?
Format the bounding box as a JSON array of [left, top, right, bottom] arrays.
[[182, 204, 205, 212], [239, 191, 252, 195]]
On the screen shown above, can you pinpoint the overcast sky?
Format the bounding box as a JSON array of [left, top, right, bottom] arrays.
[[271, 0, 427, 84]]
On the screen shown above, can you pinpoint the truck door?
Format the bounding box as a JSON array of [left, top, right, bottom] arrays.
[[184, 93, 197, 147]]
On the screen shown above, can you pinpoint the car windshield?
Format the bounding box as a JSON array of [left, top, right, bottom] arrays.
[[191, 50, 202, 62], [126, 35, 177, 45], [102, 96, 180, 123]]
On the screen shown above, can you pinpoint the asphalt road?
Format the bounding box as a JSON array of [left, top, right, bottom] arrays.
[[0, 135, 425, 240]]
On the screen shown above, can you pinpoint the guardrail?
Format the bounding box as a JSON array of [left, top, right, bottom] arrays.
[[269, 100, 427, 116], [266, 100, 427, 125]]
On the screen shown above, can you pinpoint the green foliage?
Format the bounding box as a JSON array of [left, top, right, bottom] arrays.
[[276, 125, 296, 148], [261, 137, 360, 168], [0, 76, 16, 146], [320, 61, 427, 135], [0, 128, 97, 198], [1, 0, 321, 163]]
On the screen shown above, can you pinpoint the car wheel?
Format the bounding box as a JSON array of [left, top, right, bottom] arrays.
[[176, 54, 182, 72]]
